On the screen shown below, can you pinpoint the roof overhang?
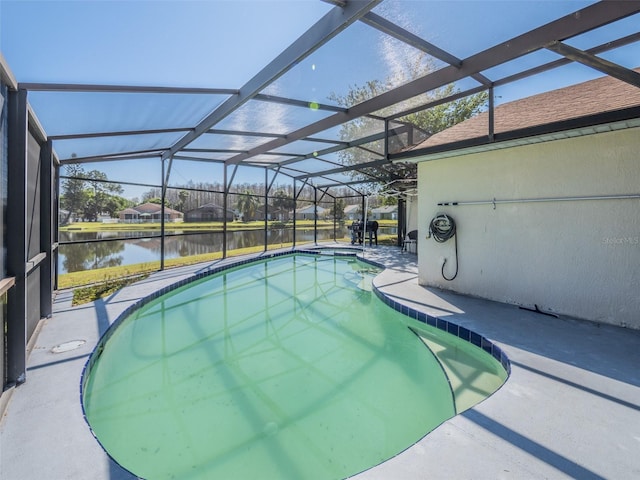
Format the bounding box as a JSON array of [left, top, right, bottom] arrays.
[[0, 52, 18, 91], [391, 106, 640, 164]]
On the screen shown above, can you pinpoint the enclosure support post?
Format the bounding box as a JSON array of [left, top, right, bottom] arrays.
[[222, 165, 228, 258], [6, 88, 28, 386], [160, 157, 166, 270], [398, 197, 406, 247], [313, 186, 318, 245], [264, 168, 268, 252], [292, 178, 297, 247], [40, 139, 53, 318], [488, 85, 495, 141], [333, 197, 337, 242], [53, 160, 60, 291]]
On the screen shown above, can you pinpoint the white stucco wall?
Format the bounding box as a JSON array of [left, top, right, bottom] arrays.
[[417, 127, 640, 329]]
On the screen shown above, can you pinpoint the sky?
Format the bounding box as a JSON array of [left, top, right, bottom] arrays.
[[1, 0, 638, 199], [0, 0, 331, 87]]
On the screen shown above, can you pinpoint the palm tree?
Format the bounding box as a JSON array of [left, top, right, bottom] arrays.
[[236, 190, 260, 222]]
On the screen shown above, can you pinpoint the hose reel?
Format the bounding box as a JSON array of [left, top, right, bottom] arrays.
[[428, 213, 458, 281]]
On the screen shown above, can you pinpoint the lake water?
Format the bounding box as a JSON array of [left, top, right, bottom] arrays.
[[58, 227, 397, 274]]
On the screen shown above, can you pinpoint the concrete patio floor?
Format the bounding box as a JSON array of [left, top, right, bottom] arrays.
[[1, 245, 639, 479]]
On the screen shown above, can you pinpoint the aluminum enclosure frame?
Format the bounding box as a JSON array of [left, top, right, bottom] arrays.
[[1, 0, 639, 406], [7, 0, 640, 287]]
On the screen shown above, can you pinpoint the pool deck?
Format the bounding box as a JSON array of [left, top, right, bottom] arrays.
[[1, 245, 639, 479]]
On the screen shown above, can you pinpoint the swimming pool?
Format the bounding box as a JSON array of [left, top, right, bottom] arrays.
[[82, 253, 507, 479]]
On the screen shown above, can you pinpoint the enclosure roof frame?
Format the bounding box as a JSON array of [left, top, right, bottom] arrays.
[[15, 0, 640, 191]]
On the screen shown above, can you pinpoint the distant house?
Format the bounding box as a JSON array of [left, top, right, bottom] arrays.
[[255, 205, 290, 222], [118, 202, 184, 223], [184, 203, 234, 222], [119, 208, 141, 223], [295, 205, 326, 220], [370, 205, 397, 220], [271, 207, 291, 222], [343, 204, 361, 221]]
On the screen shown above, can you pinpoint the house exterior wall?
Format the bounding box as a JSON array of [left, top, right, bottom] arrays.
[[370, 206, 398, 220], [120, 213, 139, 223], [184, 207, 233, 222], [295, 205, 325, 220], [344, 205, 360, 221], [150, 212, 182, 221], [417, 127, 640, 329], [264, 208, 289, 222], [119, 205, 184, 223]]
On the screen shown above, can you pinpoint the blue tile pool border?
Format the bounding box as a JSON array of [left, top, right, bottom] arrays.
[[372, 284, 511, 376]]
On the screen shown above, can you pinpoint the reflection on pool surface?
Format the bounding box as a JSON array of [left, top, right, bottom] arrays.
[[82, 254, 506, 479]]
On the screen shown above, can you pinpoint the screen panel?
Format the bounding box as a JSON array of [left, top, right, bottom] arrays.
[[27, 131, 41, 261]]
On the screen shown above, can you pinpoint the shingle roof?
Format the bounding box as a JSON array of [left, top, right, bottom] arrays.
[[295, 205, 326, 213], [185, 203, 234, 215], [119, 208, 140, 215], [133, 202, 183, 215], [412, 69, 640, 150], [133, 202, 162, 214], [191, 202, 225, 211]]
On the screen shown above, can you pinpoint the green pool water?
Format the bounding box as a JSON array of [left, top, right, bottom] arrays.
[[82, 254, 506, 479]]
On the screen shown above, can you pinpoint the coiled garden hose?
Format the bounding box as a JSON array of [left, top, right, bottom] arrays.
[[429, 213, 458, 281]]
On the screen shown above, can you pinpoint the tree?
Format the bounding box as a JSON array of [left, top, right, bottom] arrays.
[[328, 57, 488, 187], [176, 190, 189, 212], [60, 165, 89, 222], [272, 189, 295, 211], [236, 190, 260, 221], [103, 195, 131, 218], [142, 189, 162, 204], [329, 198, 346, 221], [382, 195, 398, 206], [61, 166, 128, 221], [84, 170, 124, 221]]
